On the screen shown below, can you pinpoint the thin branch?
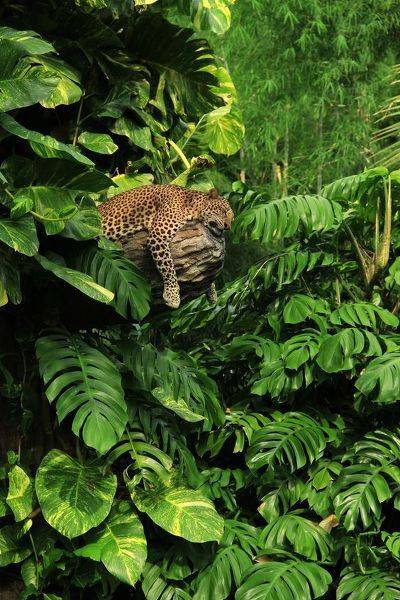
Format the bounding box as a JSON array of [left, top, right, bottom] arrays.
[[72, 95, 84, 146], [344, 222, 371, 288]]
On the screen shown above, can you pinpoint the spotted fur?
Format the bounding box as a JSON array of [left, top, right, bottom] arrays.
[[99, 184, 234, 308]]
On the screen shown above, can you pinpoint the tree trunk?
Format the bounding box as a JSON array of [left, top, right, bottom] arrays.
[[120, 222, 226, 305]]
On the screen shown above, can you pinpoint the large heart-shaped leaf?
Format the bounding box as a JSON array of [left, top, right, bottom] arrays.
[[0, 521, 32, 567], [130, 484, 223, 543], [6, 465, 34, 522], [35, 450, 117, 538], [0, 215, 39, 256], [75, 501, 147, 586]]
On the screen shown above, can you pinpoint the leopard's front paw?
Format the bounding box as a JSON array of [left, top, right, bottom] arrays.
[[163, 283, 181, 309]]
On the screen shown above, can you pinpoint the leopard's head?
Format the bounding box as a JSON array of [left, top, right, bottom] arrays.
[[201, 188, 234, 231]]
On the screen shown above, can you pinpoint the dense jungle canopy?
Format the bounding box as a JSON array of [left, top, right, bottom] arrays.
[[1, 1, 400, 598]]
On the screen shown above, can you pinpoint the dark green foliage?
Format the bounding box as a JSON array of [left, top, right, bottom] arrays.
[[1, 1, 400, 599]]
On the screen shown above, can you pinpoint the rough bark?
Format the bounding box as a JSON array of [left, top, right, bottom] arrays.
[[120, 221, 226, 304]]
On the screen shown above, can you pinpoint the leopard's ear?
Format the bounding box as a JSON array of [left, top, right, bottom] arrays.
[[208, 188, 219, 199]]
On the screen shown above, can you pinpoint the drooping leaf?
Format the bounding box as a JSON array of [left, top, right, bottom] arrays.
[[141, 562, 191, 600], [203, 104, 244, 156], [0, 215, 39, 256], [6, 465, 34, 522], [75, 501, 147, 586], [35, 450, 116, 538], [0, 522, 31, 567], [234, 194, 341, 244], [317, 328, 381, 373], [0, 113, 93, 166], [130, 484, 224, 543], [35, 254, 114, 304], [0, 71, 58, 111], [192, 545, 252, 600], [247, 413, 332, 473], [333, 463, 400, 531]]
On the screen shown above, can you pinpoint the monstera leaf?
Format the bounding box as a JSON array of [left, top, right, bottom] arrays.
[[75, 501, 147, 586], [337, 568, 400, 600], [36, 332, 127, 454], [76, 246, 150, 321], [259, 512, 333, 561], [35, 450, 117, 538], [234, 194, 341, 244], [236, 558, 332, 600]]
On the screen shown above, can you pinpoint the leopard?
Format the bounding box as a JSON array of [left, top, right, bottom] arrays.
[[99, 184, 234, 309]]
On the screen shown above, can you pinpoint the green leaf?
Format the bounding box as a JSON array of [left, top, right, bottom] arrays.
[[76, 247, 151, 321], [0, 71, 58, 111], [75, 501, 147, 586], [78, 132, 118, 154], [356, 351, 400, 404], [0, 113, 93, 166], [283, 294, 317, 324], [247, 412, 331, 473], [234, 194, 341, 243], [13, 186, 78, 235], [152, 386, 204, 422], [330, 302, 398, 329], [35, 449, 116, 538], [35, 254, 114, 304], [203, 104, 244, 156], [112, 117, 153, 151], [6, 465, 34, 522], [187, 0, 233, 34], [235, 558, 332, 600], [126, 15, 219, 114], [106, 173, 154, 197], [130, 485, 224, 543], [0, 215, 39, 256], [36, 333, 127, 454], [0, 522, 31, 567], [32, 55, 82, 108], [317, 328, 381, 373], [259, 512, 333, 561], [337, 568, 400, 600], [333, 463, 400, 530], [142, 562, 191, 600], [61, 200, 102, 240], [193, 545, 252, 600]]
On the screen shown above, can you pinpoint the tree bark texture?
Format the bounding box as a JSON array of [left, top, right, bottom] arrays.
[[119, 221, 226, 305]]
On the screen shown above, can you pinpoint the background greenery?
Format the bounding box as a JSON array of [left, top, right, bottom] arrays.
[[1, 1, 400, 598]]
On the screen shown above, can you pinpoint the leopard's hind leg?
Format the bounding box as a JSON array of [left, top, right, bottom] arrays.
[[148, 209, 186, 309]]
